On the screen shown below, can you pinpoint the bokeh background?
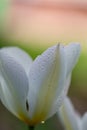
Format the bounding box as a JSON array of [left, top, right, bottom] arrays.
[[0, 0, 87, 130]]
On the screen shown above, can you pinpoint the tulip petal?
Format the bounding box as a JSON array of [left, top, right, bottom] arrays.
[[47, 43, 81, 119], [57, 97, 81, 130], [0, 75, 19, 116], [47, 74, 71, 119], [28, 44, 66, 122], [82, 113, 87, 130], [0, 47, 33, 75], [0, 47, 31, 118], [64, 43, 81, 77]]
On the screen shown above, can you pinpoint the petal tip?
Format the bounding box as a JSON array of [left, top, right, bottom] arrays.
[[69, 42, 81, 50]]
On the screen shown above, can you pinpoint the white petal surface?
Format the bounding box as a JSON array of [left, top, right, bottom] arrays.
[[48, 43, 81, 120], [64, 43, 81, 77], [47, 74, 71, 119], [57, 97, 81, 130], [0, 47, 33, 75], [82, 113, 87, 130], [28, 44, 66, 123], [0, 48, 31, 118], [0, 74, 19, 116]]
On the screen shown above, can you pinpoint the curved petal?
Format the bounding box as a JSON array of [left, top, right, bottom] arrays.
[[57, 97, 81, 130], [0, 48, 31, 119], [27, 44, 66, 123], [64, 43, 81, 77], [0, 47, 33, 75], [47, 43, 81, 119], [0, 75, 19, 116], [47, 74, 71, 119], [82, 113, 87, 130]]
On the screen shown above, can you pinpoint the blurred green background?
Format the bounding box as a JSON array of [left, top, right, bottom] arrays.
[[0, 0, 87, 130]]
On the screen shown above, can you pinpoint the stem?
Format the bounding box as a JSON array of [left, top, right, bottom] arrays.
[[28, 126, 35, 130]]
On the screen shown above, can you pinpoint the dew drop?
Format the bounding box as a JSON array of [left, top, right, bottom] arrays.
[[41, 121, 45, 124]]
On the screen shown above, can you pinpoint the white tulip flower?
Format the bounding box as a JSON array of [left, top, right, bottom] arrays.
[[57, 97, 82, 130], [0, 43, 80, 126]]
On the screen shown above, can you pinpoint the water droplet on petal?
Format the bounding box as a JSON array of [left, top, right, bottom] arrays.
[[41, 121, 45, 124]]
